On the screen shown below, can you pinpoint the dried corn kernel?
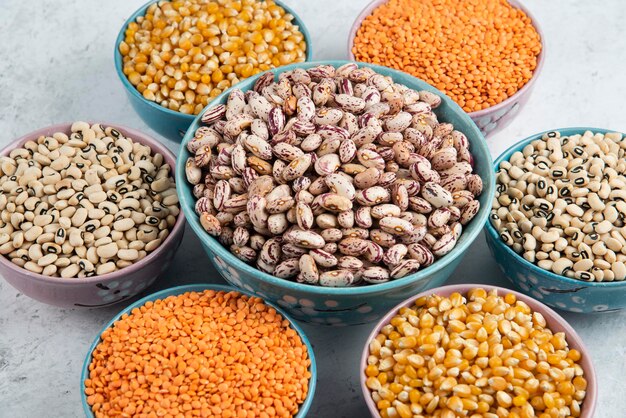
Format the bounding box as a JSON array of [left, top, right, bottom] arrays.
[[119, 0, 307, 115], [364, 289, 587, 417]]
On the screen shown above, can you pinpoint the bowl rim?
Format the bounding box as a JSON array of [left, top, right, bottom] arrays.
[[80, 283, 317, 418], [176, 59, 495, 296], [0, 121, 186, 285], [113, 0, 314, 120], [359, 283, 598, 418], [346, 0, 546, 119], [485, 126, 626, 288]]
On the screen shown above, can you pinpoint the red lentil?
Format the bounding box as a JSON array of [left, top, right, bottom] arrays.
[[352, 0, 542, 113], [85, 290, 311, 417]]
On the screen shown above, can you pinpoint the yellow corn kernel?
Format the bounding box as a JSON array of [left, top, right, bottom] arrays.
[[179, 103, 194, 114], [476, 401, 490, 413], [572, 376, 587, 391], [211, 68, 224, 83], [395, 403, 412, 418], [377, 373, 388, 385], [504, 293, 517, 305], [567, 349, 581, 362], [377, 400, 391, 410], [366, 364, 378, 378], [513, 395, 527, 407], [389, 382, 403, 394], [488, 376, 508, 391]]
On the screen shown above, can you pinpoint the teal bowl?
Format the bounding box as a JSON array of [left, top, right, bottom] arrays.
[[485, 127, 626, 313], [81, 284, 317, 417], [176, 60, 495, 326], [114, 0, 313, 141]]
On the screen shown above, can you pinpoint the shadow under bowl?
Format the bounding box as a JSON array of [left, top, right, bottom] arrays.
[[0, 122, 185, 308], [114, 0, 314, 141], [176, 60, 495, 326]]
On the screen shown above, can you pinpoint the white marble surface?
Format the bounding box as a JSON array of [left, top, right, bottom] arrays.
[[0, 0, 625, 417]]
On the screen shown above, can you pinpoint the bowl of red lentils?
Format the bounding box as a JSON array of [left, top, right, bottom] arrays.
[[360, 284, 597, 418], [348, 0, 545, 137], [115, 0, 312, 140], [82, 284, 316, 418]]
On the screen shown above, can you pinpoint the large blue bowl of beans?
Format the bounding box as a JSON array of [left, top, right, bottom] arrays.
[[485, 127, 626, 313], [176, 60, 495, 326]]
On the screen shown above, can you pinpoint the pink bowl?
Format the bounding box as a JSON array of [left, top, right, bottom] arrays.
[[0, 122, 185, 308], [347, 0, 546, 137], [360, 284, 597, 418]]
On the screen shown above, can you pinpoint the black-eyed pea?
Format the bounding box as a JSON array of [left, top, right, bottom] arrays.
[[69, 229, 84, 247], [144, 238, 162, 252], [0, 241, 14, 255], [116, 249, 139, 262], [24, 260, 43, 273], [60, 263, 80, 278]]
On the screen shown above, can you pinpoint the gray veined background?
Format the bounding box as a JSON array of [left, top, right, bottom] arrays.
[[0, 0, 625, 416]]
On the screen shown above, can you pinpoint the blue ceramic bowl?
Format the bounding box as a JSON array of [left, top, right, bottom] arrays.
[[114, 0, 313, 141], [81, 284, 317, 417], [176, 60, 495, 326], [485, 127, 626, 313]]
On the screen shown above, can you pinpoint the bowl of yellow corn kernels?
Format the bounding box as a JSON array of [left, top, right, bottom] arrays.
[[360, 284, 597, 418], [115, 0, 312, 140]]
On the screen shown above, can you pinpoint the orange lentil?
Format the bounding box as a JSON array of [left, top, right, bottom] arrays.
[[352, 0, 542, 113], [84, 290, 311, 418]]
